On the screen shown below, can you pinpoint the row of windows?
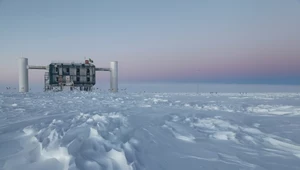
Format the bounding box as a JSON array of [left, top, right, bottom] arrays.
[[55, 68, 91, 75], [55, 77, 91, 82]]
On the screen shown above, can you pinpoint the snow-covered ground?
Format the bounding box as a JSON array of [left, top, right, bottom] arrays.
[[0, 92, 300, 170]]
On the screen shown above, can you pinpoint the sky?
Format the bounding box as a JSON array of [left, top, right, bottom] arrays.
[[0, 0, 300, 88]]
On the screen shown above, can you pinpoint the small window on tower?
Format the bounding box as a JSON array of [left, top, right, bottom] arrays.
[[55, 67, 58, 73], [56, 77, 59, 82], [87, 77, 90, 82], [76, 68, 80, 75], [87, 69, 90, 75], [66, 68, 69, 73], [76, 77, 80, 82]]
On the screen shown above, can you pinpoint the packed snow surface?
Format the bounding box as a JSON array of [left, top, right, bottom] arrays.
[[0, 92, 300, 170]]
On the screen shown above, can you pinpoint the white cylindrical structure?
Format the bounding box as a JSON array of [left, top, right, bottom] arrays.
[[110, 61, 118, 92], [18, 58, 29, 92]]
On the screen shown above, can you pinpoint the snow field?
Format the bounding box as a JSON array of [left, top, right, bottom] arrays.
[[0, 92, 300, 170]]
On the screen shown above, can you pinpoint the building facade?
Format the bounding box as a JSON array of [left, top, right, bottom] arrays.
[[45, 62, 96, 91]]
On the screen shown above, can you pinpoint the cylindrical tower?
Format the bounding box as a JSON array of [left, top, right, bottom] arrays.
[[110, 61, 118, 92], [18, 58, 29, 92]]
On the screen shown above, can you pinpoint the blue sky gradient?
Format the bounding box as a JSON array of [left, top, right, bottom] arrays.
[[0, 0, 300, 86]]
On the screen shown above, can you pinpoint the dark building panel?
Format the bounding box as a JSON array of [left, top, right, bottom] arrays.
[[48, 63, 96, 86]]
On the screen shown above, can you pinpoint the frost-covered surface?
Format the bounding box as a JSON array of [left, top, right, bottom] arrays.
[[0, 92, 300, 170]]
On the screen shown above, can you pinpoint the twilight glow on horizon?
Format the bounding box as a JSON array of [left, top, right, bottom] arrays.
[[0, 0, 300, 85]]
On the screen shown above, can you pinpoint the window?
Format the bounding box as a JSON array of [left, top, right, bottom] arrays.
[[55, 67, 58, 72], [76, 77, 80, 82], [76, 68, 80, 75], [56, 77, 59, 82], [87, 69, 90, 75], [87, 77, 90, 82], [66, 68, 69, 73]]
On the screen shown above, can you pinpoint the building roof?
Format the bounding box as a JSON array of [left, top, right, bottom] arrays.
[[50, 62, 95, 67]]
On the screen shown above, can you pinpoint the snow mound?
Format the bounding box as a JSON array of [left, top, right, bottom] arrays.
[[247, 105, 300, 116], [2, 112, 140, 170]]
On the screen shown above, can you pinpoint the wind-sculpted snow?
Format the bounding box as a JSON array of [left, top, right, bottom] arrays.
[[0, 92, 300, 170]]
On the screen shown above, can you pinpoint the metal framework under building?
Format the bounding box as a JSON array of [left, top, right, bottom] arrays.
[[18, 58, 118, 92]]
